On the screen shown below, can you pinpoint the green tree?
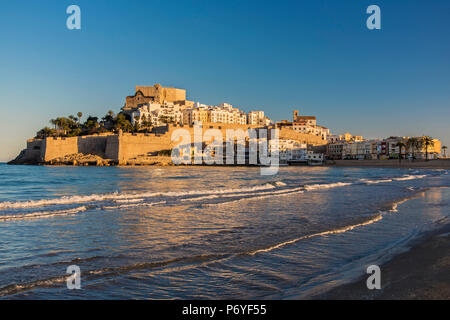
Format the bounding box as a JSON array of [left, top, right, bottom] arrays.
[[421, 136, 434, 161], [114, 113, 133, 132], [50, 118, 58, 130], [83, 116, 100, 134], [407, 137, 420, 161], [133, 115, 141, 132], [36, 127, 56, 138], [102, 110, 115, 128], [394, 141, 407, 163], [77, 112, 83, 124], [49, 117, 72, 135], [442, 145, 447, 158]]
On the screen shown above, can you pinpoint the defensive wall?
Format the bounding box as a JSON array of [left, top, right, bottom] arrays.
[[11, 124, 327, 165]]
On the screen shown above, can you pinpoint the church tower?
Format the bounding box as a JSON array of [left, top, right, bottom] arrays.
[[293, 110, 299, 122]]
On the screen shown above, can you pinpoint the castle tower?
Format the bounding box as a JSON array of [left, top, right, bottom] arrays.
[[293, 110, 299, 122]]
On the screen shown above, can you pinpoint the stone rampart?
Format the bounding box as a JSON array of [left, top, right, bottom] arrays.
[[11, 124, 327, 165]]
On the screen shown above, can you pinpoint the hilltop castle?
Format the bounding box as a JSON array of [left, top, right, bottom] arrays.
[[122, 84, 194, 113]]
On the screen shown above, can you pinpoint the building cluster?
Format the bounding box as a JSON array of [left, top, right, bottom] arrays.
[[275, 110, 330, 140], [326, 136, 442, 160], [122, 84, 271, 127], [271, 139, 323, 164], [120, 84, 444, 162]]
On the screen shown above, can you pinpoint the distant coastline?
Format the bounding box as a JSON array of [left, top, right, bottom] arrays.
[[8, 153, 450, 169], [325, 159, 450, 169]]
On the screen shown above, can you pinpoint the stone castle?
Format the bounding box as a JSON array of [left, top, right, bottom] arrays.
[[10, 83, 329, 166], [11, 123, 327, 165], [122, 84, 194, 112]]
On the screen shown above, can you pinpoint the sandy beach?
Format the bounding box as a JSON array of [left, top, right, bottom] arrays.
[[316, 223, 450, 300], [326, 159, 450, 169]]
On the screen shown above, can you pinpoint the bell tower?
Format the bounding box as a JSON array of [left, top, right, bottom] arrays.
[[293, 110, 299, 122]]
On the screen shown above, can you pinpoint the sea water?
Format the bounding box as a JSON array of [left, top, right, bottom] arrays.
[[0, 163, 448, 299]]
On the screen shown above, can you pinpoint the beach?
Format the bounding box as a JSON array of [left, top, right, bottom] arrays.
[[316, 223, 450, 300], [327, 159, 450, 169]]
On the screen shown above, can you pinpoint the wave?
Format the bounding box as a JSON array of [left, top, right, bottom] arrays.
[[0, 188, 427, 296], [0, 184, 276, 210], [0, 206, 88, 222], [0, 275, 68, 297], [204, 188, 306, 207], [304, 182, 352, 190], [388, 191, 426, 212], [184, 186, 305, 204], [101, 201, 166, 210], [0, 253, 230, 297], [360, 178, 393, 184], [114, 198, 145, 204], [0, 174, 432, 223], [0, 210, 383, 296], [248, 214, 384, 255], [359, 174, 427, 184], [393, 174, 427, 181]]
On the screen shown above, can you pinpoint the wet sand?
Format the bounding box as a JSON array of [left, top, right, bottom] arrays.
[[316, 223, 450, 300], [326, 159, 450, 169]]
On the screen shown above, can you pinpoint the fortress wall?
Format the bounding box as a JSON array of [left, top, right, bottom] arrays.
[[114, 124, 255, 163], [117, 133, 173, 163], [117, 124, 259, 161], [43, 137, 78, 161], [105, 135, 120, 161], [77, 135, 109, 157], [25, 124, 327, 164], [21, 139, 44, 163]]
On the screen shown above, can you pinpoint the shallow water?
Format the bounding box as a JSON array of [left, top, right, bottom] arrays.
[[0, 163, 448, 299]]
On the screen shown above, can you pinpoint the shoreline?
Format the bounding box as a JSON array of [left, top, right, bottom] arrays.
[[6, 158, 450, 169], [325, 159, 450, 169], [315, 222, 450, 300]]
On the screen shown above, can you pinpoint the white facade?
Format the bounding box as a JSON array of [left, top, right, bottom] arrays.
[[292, 122, 329, 140], [306, 151, 324, 161], [131, 102, 184, 126], [275, 139, 307, 162]]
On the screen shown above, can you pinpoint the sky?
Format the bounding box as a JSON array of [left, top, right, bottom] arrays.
[[0, 0, 449, 161]]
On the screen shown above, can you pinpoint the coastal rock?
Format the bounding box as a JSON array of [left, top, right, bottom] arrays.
[[44, 153, 112, 166]]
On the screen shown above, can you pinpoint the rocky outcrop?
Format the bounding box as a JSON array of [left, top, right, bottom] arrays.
[[45, 153, 113, 166], [8, 148, 41, 165]]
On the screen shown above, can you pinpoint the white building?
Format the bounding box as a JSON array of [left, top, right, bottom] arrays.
[[131, 102, 185, 127], [292, 121, 329, 140], [275, 139, 307, 163], [306, 151, 324, 164]]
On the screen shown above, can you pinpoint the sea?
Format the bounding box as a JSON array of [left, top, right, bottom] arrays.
[[0, 163, 449, 299]]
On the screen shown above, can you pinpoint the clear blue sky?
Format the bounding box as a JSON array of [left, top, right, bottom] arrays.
[[0, 0, 449, 161]]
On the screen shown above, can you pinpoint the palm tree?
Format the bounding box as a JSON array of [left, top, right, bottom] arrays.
[[77, 112, 83, 124], [407, 137, 419, 161], [421, 136, 434, 161], [50, 119, 57, 130], [133, 115, 141, 132], [394, 141, 407, 163], [442, 145, 448, 158]]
